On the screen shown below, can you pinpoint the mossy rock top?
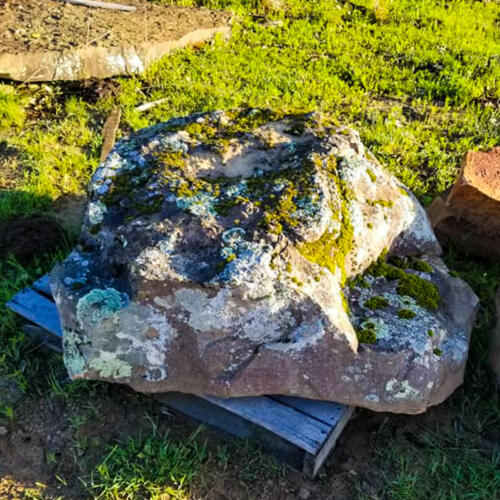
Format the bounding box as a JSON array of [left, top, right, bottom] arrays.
[[86, 108, 439, 282], [51, 109, 478, 414]]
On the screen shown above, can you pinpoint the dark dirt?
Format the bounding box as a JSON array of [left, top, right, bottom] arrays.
[[0, 385, 160, 499], [0, 383, 361, 500], [0, 215, 68, 262], [0, 0, 231, 53], [0, 375, 473, 500]]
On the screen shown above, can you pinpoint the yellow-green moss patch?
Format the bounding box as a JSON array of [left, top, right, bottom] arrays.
[[364, 296, 389, 310]]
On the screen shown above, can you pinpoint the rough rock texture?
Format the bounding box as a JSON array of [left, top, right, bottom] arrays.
[[427, 148, 500, 260], [51, 109, 479, 414], [491, 287, 500, 384]]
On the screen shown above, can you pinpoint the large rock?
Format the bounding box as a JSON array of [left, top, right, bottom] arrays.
[[491, 287, 500, 384], [427, 148, 500, 259], [51, 109, 479, 414]]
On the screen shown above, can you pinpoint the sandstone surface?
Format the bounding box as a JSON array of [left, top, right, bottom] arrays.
[[427, 148, 500, 260], [51, 109, 479, 413]]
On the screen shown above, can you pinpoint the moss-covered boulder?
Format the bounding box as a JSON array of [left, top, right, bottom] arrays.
[[51, 109, 478, 414]]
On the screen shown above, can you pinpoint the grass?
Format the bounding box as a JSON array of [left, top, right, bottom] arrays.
[[89, 427, 208, 499], [0, 0, 499, 498], [375, 250, 500, 499], [380, 442, 500, 500]]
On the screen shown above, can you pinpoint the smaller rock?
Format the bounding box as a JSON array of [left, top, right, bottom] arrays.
[[427, 148, 500, 259], [0, 426, 8, 436], [490, 287, 500, 384]]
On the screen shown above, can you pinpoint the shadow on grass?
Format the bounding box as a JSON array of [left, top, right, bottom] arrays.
[[0, 190, 81, 395]]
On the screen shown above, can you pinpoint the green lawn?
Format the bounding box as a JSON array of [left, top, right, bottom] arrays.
[[0, 1, 499, 498]]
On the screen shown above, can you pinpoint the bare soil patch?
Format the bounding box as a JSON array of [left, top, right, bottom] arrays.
[[0, 216, 68, 262], [0, 376, 494, 499], [1, 0, 230, 53], [0, 385, 363, 499]]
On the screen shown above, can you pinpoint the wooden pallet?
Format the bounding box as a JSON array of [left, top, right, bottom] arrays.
[[6, 274, 355, 477]]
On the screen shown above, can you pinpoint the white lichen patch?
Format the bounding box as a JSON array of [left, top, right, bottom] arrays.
[[54, 52, 83, 80], [218, 231, 277, 300], [87, 201, 108, 226], [105, 53, 127, 74], [177, 192, 218, 217], [133, 247, 183, 281], [385, 378, 420, 400], [124, 51, 145, 73], [174, 288, 239, 333], [111, 304, 177, 380], [62, 328, 88, 377], [361, 317, 390, 341], [88, 352, 132, 379]]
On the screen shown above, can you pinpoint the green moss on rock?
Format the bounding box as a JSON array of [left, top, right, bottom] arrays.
[[298, 162, 354, 284], [364, 296, 389, 310], [367, 253, 440, 310], [366, 168, 377, 182], [367, 199, 394, 208], [409, 258, 433, 274], [396, 273, 439, 310], [397, 308, 417, 319], [348, 275, 371, 289], [356, 325, 377, 344]]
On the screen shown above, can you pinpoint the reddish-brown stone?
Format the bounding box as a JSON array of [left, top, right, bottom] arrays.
[[51, 110, 479, 414], [428, 148, 500, 259]]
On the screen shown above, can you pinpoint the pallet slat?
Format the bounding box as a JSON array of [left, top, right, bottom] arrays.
[[23, 324, 63, 352], [157, 392, 255, 440], [157, 392, 319, 472], [32, 275, 52, 297], [272, 395, 346, 427], [7, 288, 62, 337], [204, 395, 330, 454], [304, 405, 355, 477]]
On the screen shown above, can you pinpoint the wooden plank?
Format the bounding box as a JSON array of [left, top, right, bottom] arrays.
[[304, 405, 355, 477], [6, 288, 62, 337], [32, 275, 52, 297], [23, 325, 63, 352], [272, 395, 346, 427], [203, 395, 330, 455], [157, 392, 253, 440], [156, 392, 306, 471]]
